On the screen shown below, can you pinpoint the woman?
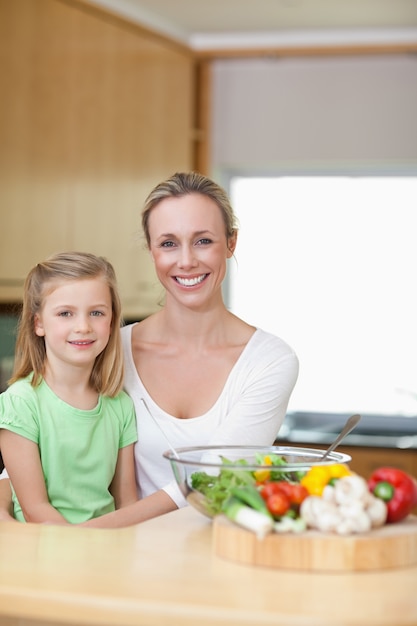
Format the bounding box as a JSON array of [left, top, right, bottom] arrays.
[[0, 172, 298, 527]]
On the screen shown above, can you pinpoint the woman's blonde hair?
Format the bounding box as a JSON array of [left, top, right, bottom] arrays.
[[10, 251, 124, 397], [141, 171, 239, 248]]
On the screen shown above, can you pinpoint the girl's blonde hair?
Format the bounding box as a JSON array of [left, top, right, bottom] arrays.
[[141, 171, 239, 248], [11, 251, 124, 397]]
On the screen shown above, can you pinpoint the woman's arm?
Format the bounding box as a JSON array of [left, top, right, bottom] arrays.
[[79, 489, 177, 529], [109, 443, 138, 509], [0, 430, 68, 524]]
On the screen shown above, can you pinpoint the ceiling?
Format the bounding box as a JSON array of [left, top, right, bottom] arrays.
[[85, 0, 417, 50]]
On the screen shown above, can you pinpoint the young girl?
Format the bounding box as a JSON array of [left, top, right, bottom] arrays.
[[0, 251, 138, 524]]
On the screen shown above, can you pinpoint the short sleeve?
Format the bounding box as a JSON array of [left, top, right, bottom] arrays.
[[0, 390, 39, 444], [117, 391, 138, 449]]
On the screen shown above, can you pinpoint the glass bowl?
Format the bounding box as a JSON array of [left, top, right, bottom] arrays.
[[163, 445, 352, 518]]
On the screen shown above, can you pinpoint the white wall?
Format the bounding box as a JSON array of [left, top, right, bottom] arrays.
[[211, 55, 417, 417], [211, 55, 417, 172]]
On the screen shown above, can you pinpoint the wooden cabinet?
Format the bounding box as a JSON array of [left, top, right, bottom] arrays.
[[275, 437, 417, 478], [0, 0, 195, 318], [335, 445, 417, 478]]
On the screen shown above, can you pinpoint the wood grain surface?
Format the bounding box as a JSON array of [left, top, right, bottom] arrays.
[[1, 507, 417, 625], [213, 514, 417, 571]]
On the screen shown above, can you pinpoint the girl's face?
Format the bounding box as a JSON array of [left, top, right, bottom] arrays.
[[34, 277, 113, 371], [147, 193, 236, 309]]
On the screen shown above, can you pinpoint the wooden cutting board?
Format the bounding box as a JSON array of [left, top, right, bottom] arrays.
[[212, 514, 417, 571]]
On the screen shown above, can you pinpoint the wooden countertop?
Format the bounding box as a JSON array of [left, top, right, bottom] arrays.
[[0, 506, 416, 626]]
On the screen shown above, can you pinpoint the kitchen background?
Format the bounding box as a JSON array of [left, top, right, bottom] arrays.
[[1, 0, 417, 475], [0, 305, 20, 392]]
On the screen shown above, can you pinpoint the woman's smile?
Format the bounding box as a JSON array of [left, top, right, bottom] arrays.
[[174, 273, 208, 287]]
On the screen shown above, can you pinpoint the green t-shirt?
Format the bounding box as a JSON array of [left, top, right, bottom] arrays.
[[0, 376, 137, 523]]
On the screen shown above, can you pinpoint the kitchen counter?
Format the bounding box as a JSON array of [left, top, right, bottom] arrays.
[[279, 412, 417, 449], [277, 430, 417, 450], [0, 507, 416, 626]]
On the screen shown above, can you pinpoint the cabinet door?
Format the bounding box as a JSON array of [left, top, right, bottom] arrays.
[[67, 35, 195, 319], [0, 188, 71, 302], [0, 1, 194, 317]]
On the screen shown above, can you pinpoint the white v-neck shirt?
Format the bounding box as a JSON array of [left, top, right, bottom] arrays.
[[121, 324, 299, 507]]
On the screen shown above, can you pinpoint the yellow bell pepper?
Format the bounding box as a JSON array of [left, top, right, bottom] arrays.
[[254, 455, 273, 483], [300, 463, 351, 496]]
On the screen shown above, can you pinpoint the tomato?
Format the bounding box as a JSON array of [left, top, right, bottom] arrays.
[[273, 481, 294, 498], [266, 492, 291, 517], [287, 483, 309, 505], [260, 482, 283, 500], [260, 481, 309, 515]]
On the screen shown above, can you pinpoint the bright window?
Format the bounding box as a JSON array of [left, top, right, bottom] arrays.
[[228, 176, 417, 417]]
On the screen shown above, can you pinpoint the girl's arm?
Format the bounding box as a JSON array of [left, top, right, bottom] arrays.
[[79, 489, 177, 529], [0, 476, 15, 522], [0, 438, 172, 528], [83, 433, 176, 529], [0, 430, 68, 524], [109, 443, 138, 509]]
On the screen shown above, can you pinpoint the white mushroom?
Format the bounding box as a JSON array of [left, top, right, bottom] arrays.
[[322, 484, 336, 503], [333, 474, 370, 505], [366, 495, 388, 528], [336, 517, 358, 535], [339, 500, 366, 519], [300, 474, 388, 535], [300, 496, 341, 532], [336, 510, 372, 534], [353, 510, 372, 533], [316, 506, 342, 533], [299, 495, 323, 526]]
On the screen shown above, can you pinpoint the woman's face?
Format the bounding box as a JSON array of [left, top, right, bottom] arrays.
[[147, 193, 236, 309]]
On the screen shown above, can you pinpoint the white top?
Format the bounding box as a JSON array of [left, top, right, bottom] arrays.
[[121, 324, 299, 507]]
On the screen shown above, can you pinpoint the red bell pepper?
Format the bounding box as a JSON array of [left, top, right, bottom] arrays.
[[368, 467, 417, 523]]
